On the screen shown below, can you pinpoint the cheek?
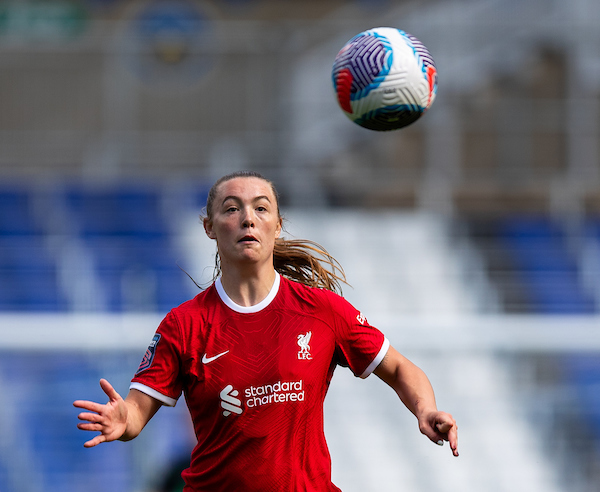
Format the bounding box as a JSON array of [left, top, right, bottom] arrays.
[[267, 222, 281, 240], [211, 220, 236, 242]]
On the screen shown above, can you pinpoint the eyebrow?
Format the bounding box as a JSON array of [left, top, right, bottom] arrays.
[[221, 195, 272, 205]]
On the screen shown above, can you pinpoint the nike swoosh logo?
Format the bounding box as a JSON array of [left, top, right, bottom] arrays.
[[202, 350, 230, 364]]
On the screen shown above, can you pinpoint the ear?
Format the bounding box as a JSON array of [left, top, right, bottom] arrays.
[[275, 218, 282, 238], [203, 217, 217, 240]]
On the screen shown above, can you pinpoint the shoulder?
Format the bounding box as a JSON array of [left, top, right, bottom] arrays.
[[279, 276, 324, 298], [281, 279, 368, 333], [278, 277, 351, 313], [175, 283, 218, 311], [156, 284, 221, 352], [162, 284, 219, 328]]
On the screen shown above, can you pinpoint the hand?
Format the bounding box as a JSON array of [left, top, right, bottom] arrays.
[[418, 410, 459, 457], [73, 379, 128, 448]]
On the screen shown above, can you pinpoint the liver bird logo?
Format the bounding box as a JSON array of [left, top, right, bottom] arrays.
[[297, 331, 312, 360]]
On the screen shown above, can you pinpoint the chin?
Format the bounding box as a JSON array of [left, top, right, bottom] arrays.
[[236, 251, 263, 263]]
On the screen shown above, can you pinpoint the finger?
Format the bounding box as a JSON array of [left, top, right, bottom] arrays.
[[73, 400, 105, 413], [77, 411, 103, 423], [83, 434, 107, 448], [436, 417, 459, 456], [77, 422, 104, 432], [419, 419, 441, 442], [436, 421, 453, 434], [424, 427, 447, 447], [448, 424, 459, 457], [99, 379, 121, 402]]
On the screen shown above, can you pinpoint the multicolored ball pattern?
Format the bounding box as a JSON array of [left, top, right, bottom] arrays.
[[332, 27, 437, 131]]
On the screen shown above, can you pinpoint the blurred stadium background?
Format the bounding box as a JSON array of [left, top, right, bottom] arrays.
[[0, 0, 599, 491]]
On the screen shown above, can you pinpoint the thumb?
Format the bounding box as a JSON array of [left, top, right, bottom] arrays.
[[436, 421, 453, 434], [99, 379, 121, 402]]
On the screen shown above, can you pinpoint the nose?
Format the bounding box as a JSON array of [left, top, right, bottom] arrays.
[[241, 208, 255, 228]]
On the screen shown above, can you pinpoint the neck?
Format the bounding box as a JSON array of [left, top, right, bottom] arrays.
[[219, 262, 277, 307]]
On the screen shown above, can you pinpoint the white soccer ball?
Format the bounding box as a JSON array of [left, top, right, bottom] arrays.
[[332, 27, 438, 131]]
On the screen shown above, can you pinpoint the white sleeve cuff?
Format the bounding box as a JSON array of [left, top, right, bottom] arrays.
[[359, 337, 390, 379], [129, 382, 178, 407]]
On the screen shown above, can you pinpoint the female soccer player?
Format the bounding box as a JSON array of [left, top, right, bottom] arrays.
[[74, 171, 458, 491]]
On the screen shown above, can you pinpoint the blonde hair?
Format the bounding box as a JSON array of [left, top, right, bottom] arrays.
[[203, 171, 347, 294]]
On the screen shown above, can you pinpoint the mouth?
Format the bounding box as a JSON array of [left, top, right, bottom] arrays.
[[238, 235, 258, 243]]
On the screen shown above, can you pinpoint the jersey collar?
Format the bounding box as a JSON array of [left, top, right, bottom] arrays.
[[215, 272, 281, 313]]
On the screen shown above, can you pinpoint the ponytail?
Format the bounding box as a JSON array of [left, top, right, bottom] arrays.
[[274, 238, 346, 294]]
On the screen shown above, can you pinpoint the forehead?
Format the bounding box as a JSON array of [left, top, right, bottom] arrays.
[[216, 177, 276, 202]]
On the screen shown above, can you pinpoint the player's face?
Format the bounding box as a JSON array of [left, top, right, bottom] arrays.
[[204, 177, 282, 268]]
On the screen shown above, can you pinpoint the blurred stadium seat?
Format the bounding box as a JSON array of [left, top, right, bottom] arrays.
[[465, 216, 597, 314], [0, 352, 138, 492], [498, 217, 595, 314], [0, 187, 66, 311], [63, 183, 195, 312], [64, 185, 168, 238]]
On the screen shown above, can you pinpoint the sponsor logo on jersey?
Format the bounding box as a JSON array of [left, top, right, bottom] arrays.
[[245, 380, 305, 408], [220, 380, 305, 417], [297, 331, 312, 360], [356, 312, 368, 325], [136, 334, 161, 374], [220, 385, 243, 417]]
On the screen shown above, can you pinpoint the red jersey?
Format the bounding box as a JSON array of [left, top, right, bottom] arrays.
[[130, 273, 389, 491]]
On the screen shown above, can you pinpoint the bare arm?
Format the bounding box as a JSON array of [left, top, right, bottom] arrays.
[[73, 379, 162, 448], [374, 345, 459, 457]]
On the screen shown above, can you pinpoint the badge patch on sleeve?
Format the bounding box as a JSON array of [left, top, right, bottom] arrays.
[[136, 334, 161, 374]]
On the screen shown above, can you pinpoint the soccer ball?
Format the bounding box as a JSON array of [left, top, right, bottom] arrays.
[[332, 27, 437, 131]]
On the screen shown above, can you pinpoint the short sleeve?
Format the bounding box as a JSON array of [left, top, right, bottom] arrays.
[[328, 293, 389, 378], [130, 311, 184, 406]]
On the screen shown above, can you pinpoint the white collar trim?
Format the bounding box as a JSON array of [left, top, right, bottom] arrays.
[[215, 272, 280, 313]]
